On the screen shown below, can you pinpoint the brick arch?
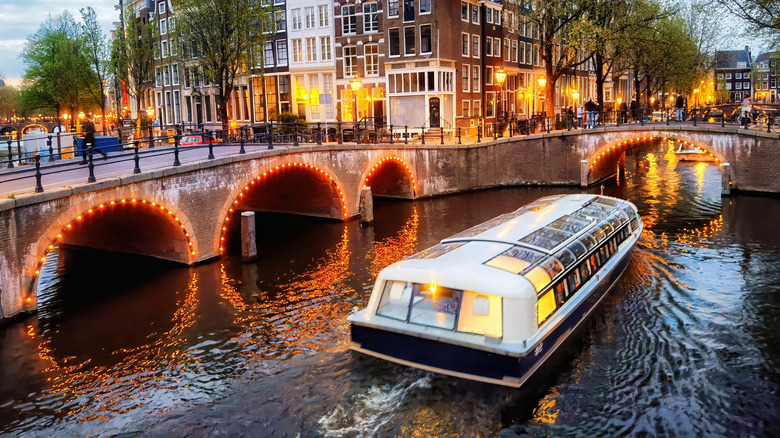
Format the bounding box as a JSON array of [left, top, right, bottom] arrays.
[[360, 156, 417, 200], [25, 197, 197, 307], [21, 124, 49, 134], [214, 160, 350, 256]]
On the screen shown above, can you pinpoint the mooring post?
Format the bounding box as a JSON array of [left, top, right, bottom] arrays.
[[34, 154, 43, 192], [241, 211, 258, 262], [580, 160, 589, 188], [359, 186, 374, 224], [47, 135, 54, 162], [721, 162, 731, 197]]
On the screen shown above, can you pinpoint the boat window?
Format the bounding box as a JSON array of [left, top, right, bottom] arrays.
[[519, 226, 572, 250], [579, 234, 597, 250], [547, 214, 594, 235], [590, 227, 606, 243], [608, 213, 623, 230], [578, 262, 591, 283], [447, 213, 516, 240], [572, 204, 612, 223], [457, 292, 502, 338], [567, 241, 587, 259], [377, 280, 414, 321], [554, 248, 577, 269], [589, 254, 599, 272], [594, 197, 619, 207], [619, 203, 637, 221], [409, 284, 461, 330], [630, 217, 639, 232], [600, 245, 610, 261], [537, 289, 557, 326], [553, 281, 567, 304], [524, 265, 553, 292], [407, 242, 464, 259], [485, 246, 545, 274], [527, 256, 565, 280], [566, 270, 581, 292]]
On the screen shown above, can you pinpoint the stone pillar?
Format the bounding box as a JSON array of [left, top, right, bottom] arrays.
[[580, 160, 589, 188], [359, 186, 374, 224], [721, 163, 731, 197], [241, 211, 258, 262]]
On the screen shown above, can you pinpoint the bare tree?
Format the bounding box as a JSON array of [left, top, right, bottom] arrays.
[[81, 7, 110, 127], [111, 9, 155, 123]]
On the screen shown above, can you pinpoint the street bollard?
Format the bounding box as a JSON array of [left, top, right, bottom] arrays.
[[421, 127, 425, 145], [34, 154, 43, 193], [207, 130, 215, 159], [721, 114, 725, 128], [56, 132, 62, 157], [404, 126, 408, 144], [510, 121, 514, 136], [268, 121, 274, 149], [87, 146, 96, 183], [494, 123, 498, 140], [440, 126, 444, 145], [338, 121, 342, 145], [389, 125, 394, 144], [458, 127, 462, 144], [294, 123, 299, 146], [133, 141, 141, 174], [173, 134, 181, 166], [356, 122, 361, 145], [374, 123, 379, 144], [477, 125, 481, 143], [693, 111, 697, 126], [78, 135, 87, 164], [47, 135, 54, 162], [239, 130, 246, 154], [317, 122, 322, 145]]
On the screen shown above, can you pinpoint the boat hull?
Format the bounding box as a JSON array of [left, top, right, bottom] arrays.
[[350, 247, 634, 387]]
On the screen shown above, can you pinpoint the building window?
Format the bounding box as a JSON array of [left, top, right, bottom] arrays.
[[494, 9, 500, 25], [462, 64, 470, 92], [276, 40, 288, 66], [158, 1, 166, 14], [160, 18, 167, 35], [404, 0, 415, 22], [486, 8, 493, 24], [717, 73, 723, 79], [155, 67, 161, 87], [342, 5, 356, 34], [318, 5, 329, 27], [533, 44, 539, 66], [473, 99, 481, 117], [404, 26, 415, 55], [772, 78, 777, 88], [163, 65, 170, 86], [494, 38, 500, 58], [343, 46, 357, 77], [504, 39, 510, 61], [304, 7, 315, 29], [472, 66, 480, 92], [486, 66, 493, 85], [364, 3, 379, 32], [511, 40, 518, 62], [726, 73, 732, 79], [486, 92, 495, 117], [744, 82, 750, 89], [275, 10, 286, 32], [462, 33, 469, 56], [526, 42, 532, 64], [472, 5, 479, 23], [263, 42, 274, 67], [172, 64, 179, 85], [420, 0, 431, 13], [462, 100, 470, 117], [762, 73, 769, 80], [461, 2, 468, 21], [161, 40, 168, 57], [735, 82, 742, 90], [736, 72, 742, 79], [292, 9, 302, 30], [320, 36, 332, 60], [365, 44, 379, 76], [388, 0, 399, 17], [472, 35, 479, 58], [389, 28, 400, 56], [485, 37, 492, 57], [726, 82, 732, 90], [306, 37, 317, 61], [292, 39, 303, 62], [420, 25, 431, 54]]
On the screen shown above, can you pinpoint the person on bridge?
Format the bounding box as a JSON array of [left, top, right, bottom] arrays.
[[675, 95, 684, 121], [741, 96, 752, 128], [83, 116, 106, 160], [585, 100, 598, 129]]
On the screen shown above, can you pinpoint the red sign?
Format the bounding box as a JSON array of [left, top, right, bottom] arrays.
[[538, 91, 546, 100]]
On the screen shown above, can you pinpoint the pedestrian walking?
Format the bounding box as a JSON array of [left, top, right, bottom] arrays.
[[629, 100, 637, 123], [84, 116, 107, 160], [675, 95, 684, 122], [576, 106, 583, 128], [567, 106, 574, 129], [585, 100, 597, 129], [741, 96, 752, 128]]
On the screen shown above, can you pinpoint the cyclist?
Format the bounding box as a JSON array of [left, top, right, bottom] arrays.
[[741, 96, 752, 128]]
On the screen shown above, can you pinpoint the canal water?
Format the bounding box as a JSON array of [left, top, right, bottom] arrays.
[[1, 139, 779, 436]]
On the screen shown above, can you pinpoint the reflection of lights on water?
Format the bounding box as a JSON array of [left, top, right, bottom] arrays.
[[533, 387, 561, 424], [368, 208, 420, 277], [675, 215, 724, 246], [694, 162, 707, 194]]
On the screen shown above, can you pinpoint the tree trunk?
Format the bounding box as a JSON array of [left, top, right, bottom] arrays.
[[595, 53, 605, 111], [633, 70, 641, 102]]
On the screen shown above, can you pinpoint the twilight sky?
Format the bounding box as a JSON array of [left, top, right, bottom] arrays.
[[0, 0, 117, 85]]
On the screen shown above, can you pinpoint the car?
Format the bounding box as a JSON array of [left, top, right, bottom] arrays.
[[180, 135, 204, 146]]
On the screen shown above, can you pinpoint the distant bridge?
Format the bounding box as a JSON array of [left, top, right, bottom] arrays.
[[1, 123, 778, 322]]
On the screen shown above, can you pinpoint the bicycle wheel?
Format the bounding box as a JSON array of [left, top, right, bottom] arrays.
[[772, 119, 780, 133]]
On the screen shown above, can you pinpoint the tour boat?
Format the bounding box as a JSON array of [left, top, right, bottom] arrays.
[[348, 194, 643, 387], [674, 144, 715, 162]]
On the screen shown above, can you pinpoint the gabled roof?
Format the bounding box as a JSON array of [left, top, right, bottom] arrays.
[[715, 50, 752, 69]]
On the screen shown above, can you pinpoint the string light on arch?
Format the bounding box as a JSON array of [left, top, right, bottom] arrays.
[[28, 198, 195, 304], [219, 162, 350, 255], [363, 156, 417, 193]]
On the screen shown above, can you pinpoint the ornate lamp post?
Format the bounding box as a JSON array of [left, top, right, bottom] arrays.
[[349, 77, 362, 124], [537, 76, 547, 117], [495, 68, 507, 124]]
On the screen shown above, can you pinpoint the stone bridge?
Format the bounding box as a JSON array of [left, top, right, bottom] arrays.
[[1, 124, 778, 321], [1, 120, 63, 136]]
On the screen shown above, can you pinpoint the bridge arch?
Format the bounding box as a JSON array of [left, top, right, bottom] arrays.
[[361, 156, 417, 199], [21, 124, 48, 135], [585, 133, 726, 184], [26, 197, 198, 306], [216, 161, 350, 255]]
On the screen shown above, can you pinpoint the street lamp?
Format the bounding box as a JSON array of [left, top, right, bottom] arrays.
[[694, 88, 700, 107], [495, 68, 507, 124], [349, 77, 362, 123], [537, 76, 547, 117]]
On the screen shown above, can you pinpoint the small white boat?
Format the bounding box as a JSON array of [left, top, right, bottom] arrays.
[[675, 144, 715, 162], [348, 194, 643, 387]]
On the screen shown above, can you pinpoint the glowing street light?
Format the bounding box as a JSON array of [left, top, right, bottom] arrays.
[[349, 76, 362, 124]]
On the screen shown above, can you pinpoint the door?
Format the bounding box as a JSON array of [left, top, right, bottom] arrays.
[[429, 97, 440, 128], [373, 100, 384, 128]]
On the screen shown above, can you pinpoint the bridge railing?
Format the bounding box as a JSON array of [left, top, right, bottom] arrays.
[[0, 111, 776, 196]]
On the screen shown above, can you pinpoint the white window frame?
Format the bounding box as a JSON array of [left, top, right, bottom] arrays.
[[305, 7, 315, 29], [320, 36, 332, 61], [472, 35, 480, 58], [343, 46, 357, 77], [292, 9, 302, 30], [365, 44, 379, 76], [364, 3, 379, 33], [342, 5, 356, 35], [462, 64, 470, 92], [461, 33, 469, 56], [318, 5, 329, 27], [306, 37, 317, 62]]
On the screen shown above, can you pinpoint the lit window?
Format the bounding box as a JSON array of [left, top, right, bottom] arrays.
[[365, 44, 378, 76], [343, 46, 357, 77]]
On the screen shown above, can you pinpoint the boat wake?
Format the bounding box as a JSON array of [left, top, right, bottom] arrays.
[[317, 376, 432, 437]]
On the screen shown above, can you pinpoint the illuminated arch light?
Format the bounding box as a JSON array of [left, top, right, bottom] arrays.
[[28, 198, 195, 303], [362, 156, 418, 194], [219, 162, 350, 254]]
